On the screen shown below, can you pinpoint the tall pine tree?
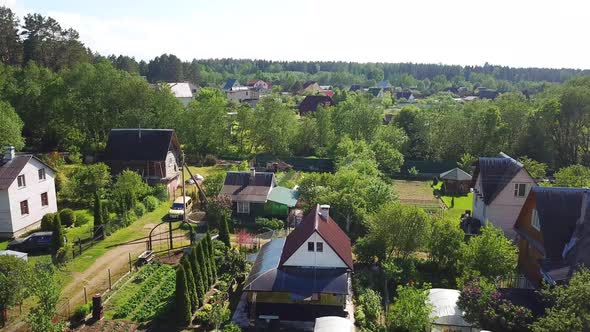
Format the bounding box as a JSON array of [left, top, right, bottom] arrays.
[[182, 256, 198, 312], [190, 248, 205, 305], [204, 233, 217, 280], [51, 212, 64, 253], [218, 215, 231, 248], [197, 241, 211, 288], [175, 265, 192, 325]]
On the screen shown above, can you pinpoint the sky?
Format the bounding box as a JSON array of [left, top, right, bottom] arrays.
[[2, 0, 589, 69]]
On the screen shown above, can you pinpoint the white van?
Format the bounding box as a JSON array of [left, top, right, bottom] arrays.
[[168, 196, 192, 220]]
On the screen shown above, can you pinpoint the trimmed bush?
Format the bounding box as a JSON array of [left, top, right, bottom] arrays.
[[40, 213, 55, 231], [52, 214, 64, 253], [74, 211, 91, 227], [223, 323, 242, 332], [204, 154, 217, 166], [59, 208, 76, 227], [124, 210, 138, 226], [255, 217, 283, 231], [72, 303, 90, 322], [142, 195, 159, 212], [152, 184, 169, 202], [133, 202, 147, 217]]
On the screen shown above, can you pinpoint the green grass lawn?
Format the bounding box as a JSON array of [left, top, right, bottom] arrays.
[[276, 170, 304, 188], [432, 181, 473, 220], [0, 240, 8, 250], [184, 165, 229, 180], [64, 203, 169, 273]]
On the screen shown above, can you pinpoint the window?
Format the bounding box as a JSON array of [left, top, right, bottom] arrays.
[[17, 174, 26, 188], [41, 192, 48, 207], [38, 168, 46, 180], [514, 183, 526, 197], [307, 242, 315, 252], [316, 242, 323, 252], [237, 201, 250, 214], [20, 200, 29, 215], [532, 208, 541, 231]]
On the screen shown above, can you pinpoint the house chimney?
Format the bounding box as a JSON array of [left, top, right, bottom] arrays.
[[3, 146, 15, 161], [319, 204, 330, 220]]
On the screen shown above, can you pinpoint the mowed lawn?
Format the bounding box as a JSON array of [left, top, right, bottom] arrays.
[[433, 181, 473, 220], [393, 180, 442, 209]]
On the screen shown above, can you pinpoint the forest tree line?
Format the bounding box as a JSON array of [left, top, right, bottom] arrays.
[[2, 6, 590, 171]]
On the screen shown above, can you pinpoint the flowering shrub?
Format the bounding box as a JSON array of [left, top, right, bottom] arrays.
[[458, 278, 533, 331]]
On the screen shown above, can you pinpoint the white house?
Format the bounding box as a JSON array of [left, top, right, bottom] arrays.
[[226, 86, 260, 105], [471, 152, 536, 239], [166, 82, 199, 107], [0, 146, 58, 239]]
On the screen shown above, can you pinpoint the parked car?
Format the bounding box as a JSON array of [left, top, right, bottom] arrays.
[[168, 196, 192, 220], [7, 232, 54, 253]]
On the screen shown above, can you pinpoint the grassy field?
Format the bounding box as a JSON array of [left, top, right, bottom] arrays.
[[184, 165, 229, 180], [393, 179, 442, 209], [64, 203, 169, 273], [433, 181, 473, 220], [276, 170, 304, 188]]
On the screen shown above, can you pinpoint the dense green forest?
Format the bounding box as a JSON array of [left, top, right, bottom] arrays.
[[2, 6, 590, 172]]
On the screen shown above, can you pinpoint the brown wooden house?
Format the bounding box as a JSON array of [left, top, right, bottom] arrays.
[[439, 167, 472, 194], [103, 129, 181, 198], [514, 186, 589, 287]]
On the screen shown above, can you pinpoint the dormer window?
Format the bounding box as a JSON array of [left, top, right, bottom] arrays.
[[17, 174, 26, 188], [307, 242, 315, 252], [514, 183, 526, 197]]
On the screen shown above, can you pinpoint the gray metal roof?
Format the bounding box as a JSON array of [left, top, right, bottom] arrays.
[[439, 168, 472, 181]]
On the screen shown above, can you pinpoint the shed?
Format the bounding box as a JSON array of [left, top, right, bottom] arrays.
[[440, 168, 472, 194], [266, 186, 300, 216], [428, 288, 473, 332], [0, 250, 28, 261]]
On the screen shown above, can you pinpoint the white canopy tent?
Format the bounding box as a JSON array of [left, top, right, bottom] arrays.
[[428, 288, 477, 332], [314, 316, 353, 332]]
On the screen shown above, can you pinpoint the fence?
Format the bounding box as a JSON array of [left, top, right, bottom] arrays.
[[496, 274, 535, 289]]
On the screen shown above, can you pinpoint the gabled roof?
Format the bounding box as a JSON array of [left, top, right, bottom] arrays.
[[471, 152, 526, 204], [222, 78, 239, 91], [368, 87, 383, 97], [440, 168, 472, 181], [243, 238, 349, 295], [349, 84, 363, 92], [267, 186, 299, 207], [220, 171, 275, 203], [298, 95, 334, 115], [166, 82, 197, 98], [104, 129, 180, 161], [302, 81, 318, 89], [515, 187, 587, 261], [279, 205, 353, 269], [377, 80, 391, 89], [0, 154, 55, 190]]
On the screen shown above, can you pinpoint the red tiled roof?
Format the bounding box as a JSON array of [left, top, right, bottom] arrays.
[[320, 90, 334, 97], [279, 205, 353, 270]]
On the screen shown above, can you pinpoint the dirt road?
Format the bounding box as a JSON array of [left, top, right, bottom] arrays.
[[60, 239, 148, 312]]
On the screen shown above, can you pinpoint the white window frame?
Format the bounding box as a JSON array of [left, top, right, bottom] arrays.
[[17, 174, 26, 188], [316, 242, 323, 252], [307, 241, 315, 252], [237, 201, 250, 214], [38, 168, 46, 181], [514, 183, 526, 197], [532, 208, 541, 231]]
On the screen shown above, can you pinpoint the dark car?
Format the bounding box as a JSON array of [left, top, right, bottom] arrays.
[[7, 232, 54, 253]]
